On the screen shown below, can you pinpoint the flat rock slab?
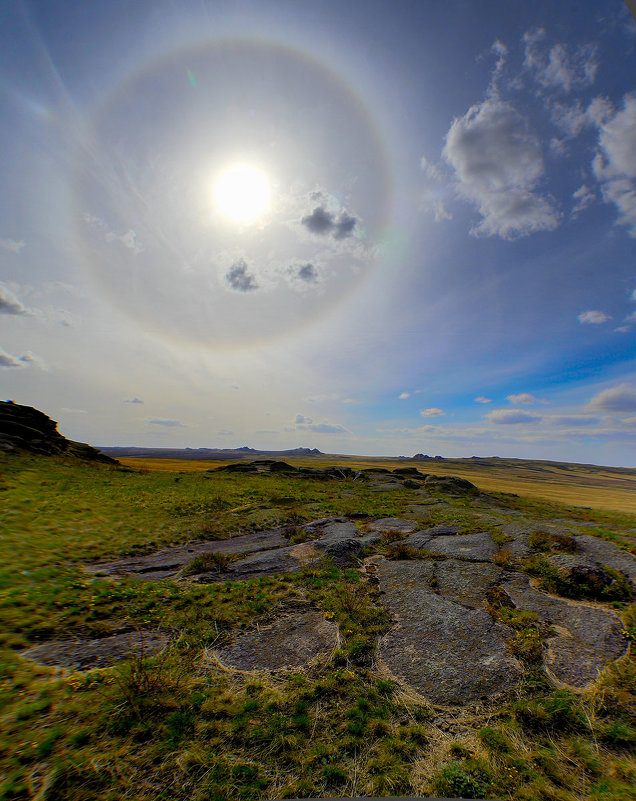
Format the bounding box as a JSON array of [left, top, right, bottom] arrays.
[[21, 630, 169, 670], [575, 535, 636, 583], [373, 559, 522, 704], [86, 529, 290, 580], [501, 575, 627, 688], [365, 518, 419, 534], [196, 544, 317, 583], [214, 610, 338, 671], [419, 532, 498, 563], [433, 560, 502, 608]]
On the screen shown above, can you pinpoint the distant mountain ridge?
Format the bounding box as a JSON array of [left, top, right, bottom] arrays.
[[98, 446, 323, 460]]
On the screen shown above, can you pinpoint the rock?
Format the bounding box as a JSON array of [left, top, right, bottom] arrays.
[[0, 400, 118, 463], [365, 518, 419, 534], [86, 528, 291, 580], [575, 535, 636, 583], [501, 574, 627, 688], [267, 461, 298, 472], [403, 479, 422, 489], [213, 609, 338, 672], [392, 467, 426, 477], [432, 560, 503, 607], [315, 538, 363, 566], [424, 475, 478, 494], [421, 532, 498, 562], [21, 629, 169, 670], [373, 559, 522, 704]]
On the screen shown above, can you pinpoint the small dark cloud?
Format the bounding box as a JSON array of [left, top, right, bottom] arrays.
[[225, 259, 258, 292], [334, 212, 357, 239], [124, 397, 144, 404], [148, 418, 185, 427], [297, 263, 318, 283], [295, 414, 313, 424], [301, 206, 358, 239]]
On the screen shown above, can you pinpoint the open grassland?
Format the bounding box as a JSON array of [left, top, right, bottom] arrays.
[[119, 455, 636, 514], [0, 451, 634, 801]]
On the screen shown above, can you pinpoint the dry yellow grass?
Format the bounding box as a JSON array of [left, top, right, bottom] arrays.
[[118, 455, 636, 513]]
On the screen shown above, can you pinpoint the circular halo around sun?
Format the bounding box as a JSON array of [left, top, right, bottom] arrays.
[[214, 164, 271, 224]]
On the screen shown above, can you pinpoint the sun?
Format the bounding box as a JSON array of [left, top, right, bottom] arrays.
[[213, 164, 271, 224]]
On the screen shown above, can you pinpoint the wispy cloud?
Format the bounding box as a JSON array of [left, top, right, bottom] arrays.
[[0, 238, 25, 254], [148, 418, 185, 427], [474, 396, 492, 404], [577, 310, 612, 324], [398, 392, 410, 400], [294, 414, 313, 424], [486, 409, 542, 424], [225, 258, 259, 292], [420, 407, 445, 417], [0, 347, 46, 369], [522, 28, 598, 93], [124, 398, 144, 404]]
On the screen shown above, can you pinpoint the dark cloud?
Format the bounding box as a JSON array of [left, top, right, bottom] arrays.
[[124, 397, 144, 404], [225, 259, 258, 292], [148, 418, 185, 427], [0, 283, 28, 315], [297, 263, 318, 283], [589, 384, 636, 413], [301, 206, 358, 239]]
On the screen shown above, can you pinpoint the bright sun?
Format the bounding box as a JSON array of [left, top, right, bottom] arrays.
[[213, 164, 271, 224]]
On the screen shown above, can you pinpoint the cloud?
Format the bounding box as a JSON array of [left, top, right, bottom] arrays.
[[549, 415, 601, 427], [0, 238, 25, 254], [286, 262, 321, 290], [577, 310, 612, 324], [225, 259, 258, 292], [571, 184, 595, 217], [0, 347, 46, 369], [590, 93, 636, 236], [507, 392, 541, 405], [148, 418, 185, 427], [550, 100, 588, 139], [124, 398, 144, 404], [302, 422, 349, 434], [442, 97, 559, 239], [420, 407, 445, 417], [486, 409, 542, 424], [398, 392, 410, 400], [631, 288, 636, 302], [295, 414, 313, 424], [589, 384, 636, 413], [0, 283, 28, 315], [523, 28, 598, 92], [474, 396, 492, 404], [301, 206, 358, 239]]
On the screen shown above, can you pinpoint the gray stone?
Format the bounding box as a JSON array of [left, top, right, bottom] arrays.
[[501, 574, 627, 688], [22, 630, 169, 670], [86, 528, 291, 581], [365, 518, 420, 534], [424, 475, 478, 494], [575, 535, 636, 583], [432, 560, 503, 608], [214, 610, 338, 671], [423, 532, 498, 562], [373, 559, 522, 704]]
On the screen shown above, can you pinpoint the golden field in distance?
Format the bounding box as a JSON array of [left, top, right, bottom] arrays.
[[118, 455, 636, 514]]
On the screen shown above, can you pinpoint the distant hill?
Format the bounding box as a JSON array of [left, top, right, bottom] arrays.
[[98, 446, 323, 460]]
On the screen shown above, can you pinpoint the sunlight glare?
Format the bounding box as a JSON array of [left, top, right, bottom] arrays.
[[213, 164, 271, 224]]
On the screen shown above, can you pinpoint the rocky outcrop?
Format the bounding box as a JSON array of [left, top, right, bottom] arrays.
[[0, 400, 117, 463]]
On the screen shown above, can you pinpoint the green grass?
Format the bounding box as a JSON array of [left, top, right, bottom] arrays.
[[0, 450, 634, 800]]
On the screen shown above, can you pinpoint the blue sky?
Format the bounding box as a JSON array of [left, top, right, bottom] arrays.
[[1, 0, 636, 465]]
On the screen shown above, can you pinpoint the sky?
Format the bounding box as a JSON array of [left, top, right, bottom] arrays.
[[1, 0, 636, 466]]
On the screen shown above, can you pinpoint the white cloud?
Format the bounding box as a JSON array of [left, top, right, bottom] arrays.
[[420, 407, 445, 417], [0, 283, 28, 316], [589, 384, 636, 413], [442, 97, 559, 239], [486, 409, 542, 424], [550, 100, 588, 139], [631, 288, 636, 302], [577, 310, 612, 324], [507, 392, 541, 405], [0, 238, 25, 254], [398, 392, 410, 400], [474, 396, 492, 404], [590, 93, 636, 236], [571, 184, 595, 217], [0, 347, 46, 369], [523, 28, 598, 93], [296, 421, 349, 434]]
